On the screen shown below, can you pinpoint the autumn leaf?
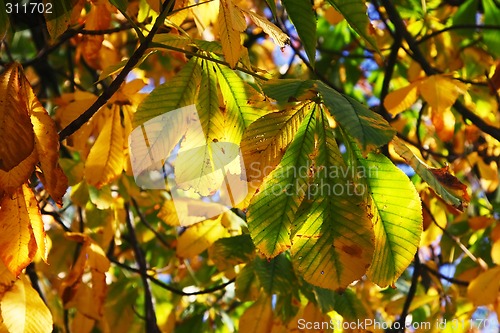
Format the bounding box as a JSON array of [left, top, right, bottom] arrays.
[[0, 184, 46, 276], [0, 274, 53, 333], [85, 105, 128, 188], [467, 266, 500, 306], [218, 0, 245, 68], [0, 64, 35, 173]]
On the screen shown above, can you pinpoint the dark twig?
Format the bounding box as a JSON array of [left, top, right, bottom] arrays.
[[131, 197, 171, 249], [417, 24, 500, 44], [58, 0, 175, 141], [395, 252, 421, 332], [108, 257, 235, 296], [125, 203, 160, 333], [421, 264, 469, 286]]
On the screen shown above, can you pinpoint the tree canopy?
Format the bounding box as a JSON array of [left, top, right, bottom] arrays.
[[0, 0, 499, 332]]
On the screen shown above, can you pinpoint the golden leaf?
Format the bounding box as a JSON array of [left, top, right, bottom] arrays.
[[240, 8, 289, 48], [0, 184, 44, 276], [467, 266, 500, 306], [218, 0, 244, 68], [0, 64, 35, 172], [418, 75, 467, 112], [84, 105, 127, 188], [239, 295, 273, 333], [0, 274, 53, 333], [21, 72, 68, 206], [383, 82, 419, 116], [0, 150, 37, 200], [176, 216, 230, 257]]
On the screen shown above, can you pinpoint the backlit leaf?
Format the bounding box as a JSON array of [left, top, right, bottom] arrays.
[[384, 82, 419, 116], [85, 105, 127, 188], [176, 216, 230, 258], [1, 274, 53, 333], [0, 184, 42, 276], [247, 103, 317, 258], [240, 9, 289, 47], [262, 79, 316, 105], [327, 0, 379, 52], [133, 57, 202, 127], [0, 63, 35, 172], [218, 0, 245, 68], [392, 137, 469, 211], [467, 266, 500, 306], [290, 108, 374, 290], [353, 148, 423, 287], [239, 295, 273, 333], [23, 73, 68, 205], [241, 103, 313, 183], [418, 75, 467, 112], [317, 81, 395, 152], [216, 63, 264, 143], [282, 0, 317, 66]]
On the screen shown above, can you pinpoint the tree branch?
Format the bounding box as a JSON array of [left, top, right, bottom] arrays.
[[125, 203, 160, 333], [58, 0, 175, 141], [394, 252, 421, 333], [421, 264, 469, 286]]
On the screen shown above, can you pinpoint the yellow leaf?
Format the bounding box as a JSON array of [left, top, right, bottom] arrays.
[[492, 240, 500, 265], [0, 184, 41, 276], [21, 184, 47, 262], [176, 216, 229, 257], [383, 82, 419, 116], [22, 71, 68, 206], [85, 105, 126, 188], [218, 0, 244, 68], [430, 107, 455, 142], [418, 75, 467, 112], [467, 266, 500, 306], [71, 311, 95, 333], [0, 150, 37, 199], [239, 295, 273, 333], [0, 260, 15, 295], [477, 159, 499, 192], [0, 63, 35, 172], [240, 9, 289, 47], [0, 274, 53, 333]]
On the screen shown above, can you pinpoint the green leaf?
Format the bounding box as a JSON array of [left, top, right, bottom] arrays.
[[262, 79, 316, 105], [333, 288, 369, 321], [44, 0, 75, 39], [152, 34, 192, 49], [264, 0, 277, 19], [451, 0, 478, 38], [99, 51, 156, 82], [241, 103, 312, 183], [348, 139, 422, 287], [290, 108, 374, 290], [210, 234, 256, 271], [281, 0, 317, 66], [235, 263, 260, 301], [253, 254, 298, 295], [133, 57, 201, 127], [327, 0, 379, 52], [392, 137, 467, 210], [215, 63, 264, 143], [0, 1, 9, 39], [197, 59, 224, 140], [316, 81, 395, 152], [247, 103, 317, 257], [483, 0, 500, 57]]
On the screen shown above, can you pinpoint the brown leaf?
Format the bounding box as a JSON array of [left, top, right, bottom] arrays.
[[429, 165, 470, 204], [0, 64, 35, 172]]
